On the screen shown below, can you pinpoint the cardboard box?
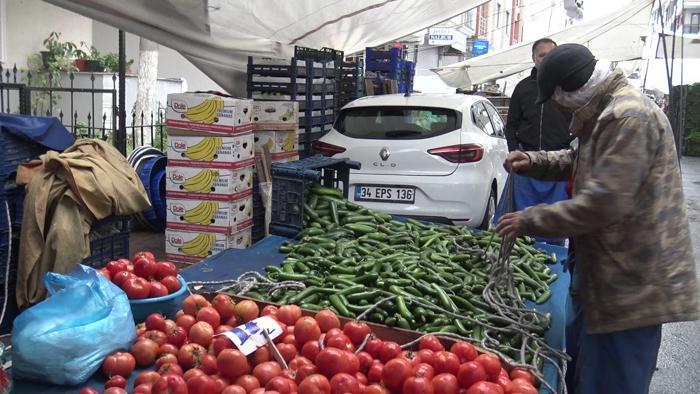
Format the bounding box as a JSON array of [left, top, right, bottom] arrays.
[[166, 93, 253, 135], [166, 165, 253, 201], [165, 228, 252, 264], [166, 195, 254, 234], [252, 101, 299, 131], [167, 133, 255, 169], [253, 130, 298, 155], [271, 151, 299, 163]]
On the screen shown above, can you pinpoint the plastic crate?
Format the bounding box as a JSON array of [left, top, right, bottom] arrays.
[[365, 47, 403, 61], [0, 131, 50, 182], [82, 216, 131, 268], [0, 185, 26, 227], [0, 230, 19, 335], [269, 155, 361, 237]]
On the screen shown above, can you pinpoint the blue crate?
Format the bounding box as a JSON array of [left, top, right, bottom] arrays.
[[270, 156, 360, 237], [0, 185, 26, 227], [0, 230, 19, 335], [82, 216, 131, 269], [0, 131, 50, 181], [365, 47, 403, 61]]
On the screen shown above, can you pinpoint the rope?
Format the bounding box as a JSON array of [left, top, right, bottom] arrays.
[[186, 271, 306, 298]]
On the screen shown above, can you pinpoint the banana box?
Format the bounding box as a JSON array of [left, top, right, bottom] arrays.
[[253, 130, 298, 155], [167, 133, 255, 168], [166, 196, 253, 234], [252, 101, 298, 131], [166, 165, 254, 201], [166, 93, 254, 135], [165, 228, 253, 264]]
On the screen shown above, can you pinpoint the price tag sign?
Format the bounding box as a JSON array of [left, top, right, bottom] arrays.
[[218, 316, 283, 355]]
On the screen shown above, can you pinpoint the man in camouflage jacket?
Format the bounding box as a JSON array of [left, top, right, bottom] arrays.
[[497, 44, 699, 394]]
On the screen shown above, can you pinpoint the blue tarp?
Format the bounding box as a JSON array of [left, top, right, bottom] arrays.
[[0, 114, 75, 151]]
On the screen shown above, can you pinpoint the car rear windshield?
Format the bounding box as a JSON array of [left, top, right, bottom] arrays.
[[335, 106, 460, 140]]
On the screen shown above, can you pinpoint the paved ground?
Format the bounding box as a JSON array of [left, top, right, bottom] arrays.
[[649, 156, 700, 393]]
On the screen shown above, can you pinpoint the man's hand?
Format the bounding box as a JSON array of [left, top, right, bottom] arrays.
[[496, 211, 525, 238], [503, 151, 531, 173]]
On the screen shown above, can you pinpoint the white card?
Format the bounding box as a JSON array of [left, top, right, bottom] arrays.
[[219, 316, 284, 355]]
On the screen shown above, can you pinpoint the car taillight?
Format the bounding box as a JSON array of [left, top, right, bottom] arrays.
[[428, 144, 484, 163], [312, 140, 346, 156]]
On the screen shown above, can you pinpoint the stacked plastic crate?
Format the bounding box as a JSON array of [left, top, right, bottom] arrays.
[[338, 59, 362, 109], [247, 46, 341, 158], [164, 93, 255, 264], [364, 47, 415, 94]]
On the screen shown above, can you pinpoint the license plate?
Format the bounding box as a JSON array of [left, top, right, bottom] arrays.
[[354, 185, 416, 204]]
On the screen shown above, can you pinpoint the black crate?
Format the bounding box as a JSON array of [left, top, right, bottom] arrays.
[[269, 155, 360, 237], [0, 131, 50, 182], [82, 216, 131, 268], [0, 230, 19, 335]]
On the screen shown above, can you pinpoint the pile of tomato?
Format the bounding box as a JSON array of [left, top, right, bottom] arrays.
[[80, 293, 540, 394], [98, 251, 181, 299]]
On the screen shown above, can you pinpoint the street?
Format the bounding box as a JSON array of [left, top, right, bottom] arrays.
[[649, 156, 700, 393]]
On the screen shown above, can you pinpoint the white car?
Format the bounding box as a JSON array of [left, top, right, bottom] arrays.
[[312, 93, 508, 229]]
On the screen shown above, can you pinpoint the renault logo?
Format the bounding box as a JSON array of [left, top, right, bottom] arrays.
[[379, 147, 390, 161]]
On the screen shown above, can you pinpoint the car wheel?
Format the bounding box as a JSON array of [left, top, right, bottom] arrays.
[[478, 187, 496, 230]]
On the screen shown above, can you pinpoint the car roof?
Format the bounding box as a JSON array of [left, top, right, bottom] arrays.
[[341, 93, 488, 112]]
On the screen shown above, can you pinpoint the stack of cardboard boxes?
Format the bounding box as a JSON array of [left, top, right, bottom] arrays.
[[251, 101, 299, 163], [164, 93, 255, 263]]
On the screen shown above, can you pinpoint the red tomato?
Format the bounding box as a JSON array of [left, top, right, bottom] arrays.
[[132, 384, 153, 394], [495, 369, 511, 391], [277, 343, 297, 363], [145, 313, 166, 331], [344, 352, 361, 375], [134, 255, 157, 278], [211, 335, 235, 356], [400, 350, 422, 367], [141, 330, 168, 346], [465, 381, 504, 394], [295, 316, 322, 346], [152, 374, 188, 394], [261, 305, 278, 317], [450, 341, 478, 363], [166, 326, 187, 347], [413, 363, 435, 379], [507, 378, 538, 394], [253, 361, 283, 386], [183, 368, 206, 381], [316, 347, 357, 378], [282, 334, 296, 345], [104, 388, 128, 394], [274, 321, 288, 344], [379, 341, 401, 364], [215, 324, 233, 335], [112, 271, 133, 287], [196, 306, 222, 328], [234, 300, 260, 322], [364, 338, 383, 359], [222, 385, 247, 394], [178, 343, 207, 370], [235, 375, 261, 392], [102, 352, 136, 378], [155, 261, 178, 280], [509, 369, 535, 386], [105, 375, 127, 389], [417, 349, 435, 367], [294, 363, 318, 384], [326, 328, 343, 339], [276, 305, 302, 326], [363, 384, 390, 394], [433, 351, 460, 375], [123, 277, 152, 299], [157, 362, 184, 377], [432, 373, 459, 394], [155, 354, 179, 369], [299, 374, 331, 394], [161, 275, 182, 294], [211, 293, 237, 320], [200, 353, 218, 375], [149, 282, 169, 298], [403, 376, 434, 394], [357, 351, 374, 373], [182, 294, 211, 316], [343, 321, 372, 346], [187, 374, 219, 394], [216, 349, 251, 380], [266, 376, 298, 394], [457, 361, 487, 389], [159, 343, 179, 356], [176, 314, 197, 332], [99, 267, 112, 281], [106, 260, 129, 276], [132, 338, 160, 366], [252, 346, 272, 365], [315, 309, 341, 333], [302, 340, 321, 361], [134, 251, 156, 262], [326, 334, 355, 352], [382, 358, 413, 390], [135, 371, 162, 386], [356, 372, 368, 385], [475, 354, 501, 381], [419, 335, 444, 352], [330, 373, 360, 394], [80, 386, 100, 393], [189, 321, 214, 347], [367, 362, 383, 384]]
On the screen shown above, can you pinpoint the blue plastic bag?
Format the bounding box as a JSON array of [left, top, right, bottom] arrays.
[[11, 264, 135, 386]]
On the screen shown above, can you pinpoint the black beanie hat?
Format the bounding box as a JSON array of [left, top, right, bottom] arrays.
[[535, 43, 597, 104]]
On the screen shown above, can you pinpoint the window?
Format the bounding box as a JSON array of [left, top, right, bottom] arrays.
[[0, 0, 6, 64], [466, 9, 476, 30], [483, 102, 505, 138], [335, 106, 461, 140], [686, 12, 700, 34], [472, 103, 495, 136]]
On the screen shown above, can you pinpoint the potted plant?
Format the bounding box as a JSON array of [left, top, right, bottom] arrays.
[[74, 43, 105, 72], [103, 52, 134, 73], [41, 32, 80, 70]]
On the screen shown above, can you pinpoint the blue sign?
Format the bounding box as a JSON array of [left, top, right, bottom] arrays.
[[472, 39, 489, 56]]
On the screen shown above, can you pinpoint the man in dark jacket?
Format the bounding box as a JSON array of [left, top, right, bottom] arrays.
[[505, 38, 573, 151]]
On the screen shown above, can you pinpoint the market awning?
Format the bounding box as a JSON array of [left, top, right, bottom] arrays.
[[44, 0, 488, 95], [432, 0, 653, 88]]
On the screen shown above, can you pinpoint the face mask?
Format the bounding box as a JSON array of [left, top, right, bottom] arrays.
[[552, 59, 613, 110]]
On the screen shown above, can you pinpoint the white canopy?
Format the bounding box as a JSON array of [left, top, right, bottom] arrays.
[[433, 0, 654, 89], [45, 0, 488, 95]]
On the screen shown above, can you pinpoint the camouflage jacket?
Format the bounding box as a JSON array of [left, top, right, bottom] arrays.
[[520, 69, 700, 334]]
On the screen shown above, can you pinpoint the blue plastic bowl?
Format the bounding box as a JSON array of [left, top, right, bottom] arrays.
[[129, 275, 187, 322]]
